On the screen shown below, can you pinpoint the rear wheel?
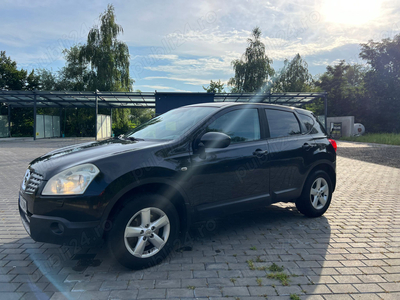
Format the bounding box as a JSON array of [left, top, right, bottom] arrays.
[[296, 170, 332, 217], [107, 194, 179, 269]]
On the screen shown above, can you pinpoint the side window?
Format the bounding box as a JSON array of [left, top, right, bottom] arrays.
[[265, 109, 301, 138], [298, 113, 314, 133], [206, 109, 260, 143]]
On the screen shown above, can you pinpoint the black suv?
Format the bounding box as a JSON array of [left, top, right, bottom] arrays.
[[19, 103, 336, 269]]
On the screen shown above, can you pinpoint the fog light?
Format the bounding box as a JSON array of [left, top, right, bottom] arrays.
[[50, 222, 65, 235]]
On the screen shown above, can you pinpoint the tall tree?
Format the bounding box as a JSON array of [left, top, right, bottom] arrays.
[[313, 60, 368, 128], [0, 51, 38, 91], [80, 4, 133, 92], [79, 4, 134, 134], [228, 27, 274, 93], [360, 35, 400, 132], [203, 80, 225, 93], [271, 54, 313, 92]]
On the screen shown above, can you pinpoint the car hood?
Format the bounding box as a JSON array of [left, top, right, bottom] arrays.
[[29, 138, 167, 177]]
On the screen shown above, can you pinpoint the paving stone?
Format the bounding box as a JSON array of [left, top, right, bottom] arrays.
[[1, 137, 400, 299], [137, 288, 166, 299], [99, 280, 128, 291], [222, 286, 250, 297], [166, 288, 194, 298]]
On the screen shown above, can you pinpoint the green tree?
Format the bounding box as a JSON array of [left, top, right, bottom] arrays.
[[228, 27, 274, 93], [0, 51, 38, 91], [0, 51, 40, 136], [203, 80, 225, 93], [79, 4, 134, 135], [360, 35, 400, 132], [313, 60, 368, 127], [80, 4, 133, 92], [272, 54, 314, 92]]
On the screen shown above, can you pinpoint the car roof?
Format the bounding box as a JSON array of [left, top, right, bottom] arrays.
[[184, 102, 309, 113]]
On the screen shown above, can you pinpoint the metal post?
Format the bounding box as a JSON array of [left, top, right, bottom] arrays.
[[33, 90, 37, 141], [324, 93, 328, 131], [110, 108, 113, 137], [95, 90, 98, 141], [8, 105, 11, 137], [269, 93, 271, 103], [60, 108, 63, 137]]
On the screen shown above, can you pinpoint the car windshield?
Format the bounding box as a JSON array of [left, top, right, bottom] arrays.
[[125, 106, 217, 140]]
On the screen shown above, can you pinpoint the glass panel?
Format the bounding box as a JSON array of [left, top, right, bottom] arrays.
[[53, 116, 60, 137], [265, 109, 301, 138], [36, 115, 45, 139], [44, 115, 53, 138], [206, 109, 261, 143], [0, 116, 9, 138], [298, 113, 314, 133], [127, 107, 217, 140]]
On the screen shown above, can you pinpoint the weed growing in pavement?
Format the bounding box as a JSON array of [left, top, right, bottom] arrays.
[[267, 272, 290, 286], [268, 263, 285, 272]]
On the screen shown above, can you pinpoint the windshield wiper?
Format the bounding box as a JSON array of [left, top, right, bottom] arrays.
[[127, 136, 144, 141], [117, 135, 144, 141]]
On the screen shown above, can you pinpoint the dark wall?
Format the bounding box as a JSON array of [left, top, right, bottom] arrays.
[[155, 92, 214, 115]]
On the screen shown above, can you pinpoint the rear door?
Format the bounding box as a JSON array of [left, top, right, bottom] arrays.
[[265, 108, 313, 202]]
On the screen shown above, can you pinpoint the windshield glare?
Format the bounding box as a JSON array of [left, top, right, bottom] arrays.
[[126, 106, 217, 140]]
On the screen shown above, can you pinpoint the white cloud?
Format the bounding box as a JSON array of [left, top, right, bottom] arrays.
[[143, 76, 211, 86], [148, 54, 179, 60]]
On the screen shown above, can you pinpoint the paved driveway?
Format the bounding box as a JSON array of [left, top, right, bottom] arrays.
[[0, 139, 399, 300]]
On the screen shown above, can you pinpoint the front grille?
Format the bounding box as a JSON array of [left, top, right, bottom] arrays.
[[25, 172, 44, 194]]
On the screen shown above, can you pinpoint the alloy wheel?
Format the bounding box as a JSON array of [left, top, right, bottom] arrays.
[[124, 207, 170, 258]]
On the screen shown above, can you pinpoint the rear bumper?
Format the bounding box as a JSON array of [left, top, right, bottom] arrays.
[[19, 197, 104, 247]]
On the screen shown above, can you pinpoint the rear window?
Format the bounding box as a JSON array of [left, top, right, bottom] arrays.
[[298, 113, 314, 133], [265, 109, 301, 138]]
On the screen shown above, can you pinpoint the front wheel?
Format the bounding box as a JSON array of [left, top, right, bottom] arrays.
[[107, 194, 179, 269], [296, 170, 332, 218]]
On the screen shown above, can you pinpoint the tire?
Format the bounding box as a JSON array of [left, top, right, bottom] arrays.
[[296, 170, 332, 218], [106, 194, 180, 269]]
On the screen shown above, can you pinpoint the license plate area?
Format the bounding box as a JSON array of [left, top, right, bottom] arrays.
[[19, 196, 28, 214]]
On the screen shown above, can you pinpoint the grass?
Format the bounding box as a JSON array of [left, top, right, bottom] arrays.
[[250, 246, 257, 250], [267, 272, 290, 286], [247, 260, 255, 270], [290, 294, 300, 300], [268, 263, 285, 272], [187, 286, 195, 290], [256, 278, 263, 286], [340, 133, 400, 146]]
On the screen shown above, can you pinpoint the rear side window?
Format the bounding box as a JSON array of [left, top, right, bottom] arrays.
[[265, 109, 301, 138], [298, 113, 314, 133], [206, 109, 260, 143]]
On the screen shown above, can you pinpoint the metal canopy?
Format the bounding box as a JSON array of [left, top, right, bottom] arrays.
[[0, 90, 327, 140], [214, 92, 327, 107], [0, 91, 156, 108], [0, 91, 326, 108]]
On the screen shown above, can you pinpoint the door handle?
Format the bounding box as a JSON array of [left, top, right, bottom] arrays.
[[253, 149, 268, 156], [302, 143, 312, 150]]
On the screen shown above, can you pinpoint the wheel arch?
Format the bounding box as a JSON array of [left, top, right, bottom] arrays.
[[103, 180, 190, 239], [304, 162, 336, 193]]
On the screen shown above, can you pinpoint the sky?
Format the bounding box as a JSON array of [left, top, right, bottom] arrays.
[[1, 0, 400, 92]]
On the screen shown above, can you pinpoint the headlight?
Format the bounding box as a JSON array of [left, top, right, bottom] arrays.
[[42, 164, 99, 195]]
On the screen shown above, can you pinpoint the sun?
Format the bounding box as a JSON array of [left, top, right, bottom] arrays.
[[321, 0, 382, 26]]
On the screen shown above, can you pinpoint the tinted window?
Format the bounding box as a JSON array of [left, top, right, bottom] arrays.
[[126, 106, 217, 140], [207, 109, 260, 143], [298, 113, 314, 133], [265, 109, 301, 138]]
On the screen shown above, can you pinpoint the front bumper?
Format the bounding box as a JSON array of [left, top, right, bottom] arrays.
[[19, 195, 104, 247]]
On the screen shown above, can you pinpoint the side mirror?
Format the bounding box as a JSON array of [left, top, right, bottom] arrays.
[[200, 132, 231, 149]]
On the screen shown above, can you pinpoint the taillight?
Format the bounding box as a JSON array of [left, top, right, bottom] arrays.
[[329, 139, 337, 152]]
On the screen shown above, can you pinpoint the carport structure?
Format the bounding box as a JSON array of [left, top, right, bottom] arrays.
[[0, 90, 327, 140]]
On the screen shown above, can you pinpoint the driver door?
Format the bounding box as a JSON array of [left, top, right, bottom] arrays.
[[188, 107, 270, 218]]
